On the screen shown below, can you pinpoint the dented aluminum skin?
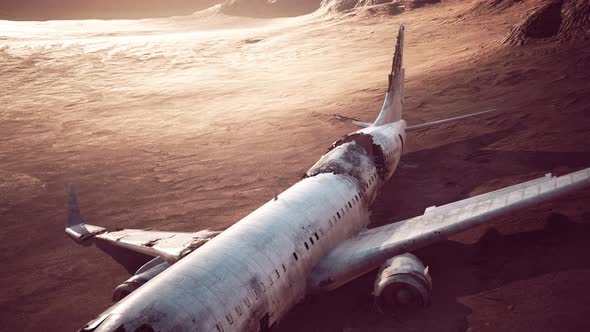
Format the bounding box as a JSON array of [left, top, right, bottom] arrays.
[[82, 119, 404, 331], [67, 25, 590, 332]]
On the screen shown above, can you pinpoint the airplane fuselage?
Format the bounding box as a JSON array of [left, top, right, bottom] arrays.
[[94, 121, 407, 332]]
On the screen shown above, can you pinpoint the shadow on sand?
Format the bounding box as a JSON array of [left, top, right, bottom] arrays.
[[278, 128, 590, 332]]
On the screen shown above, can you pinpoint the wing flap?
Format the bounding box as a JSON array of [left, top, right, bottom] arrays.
[[65, 185, 220, 263], [308, 167, 590, 292], [94, 229, 219, 261]]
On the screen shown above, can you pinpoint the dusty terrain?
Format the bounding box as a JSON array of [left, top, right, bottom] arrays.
[[1, 0, 590, 331]]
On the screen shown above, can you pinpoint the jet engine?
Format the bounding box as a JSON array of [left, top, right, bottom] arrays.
[[373, 253, 432, 313], [112, 257, 170, 302]]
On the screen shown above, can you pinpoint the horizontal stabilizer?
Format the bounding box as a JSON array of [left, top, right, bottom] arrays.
[[65, 185, 221, 264], [406, 109, 495, 132], [334, 114, 371, 128]]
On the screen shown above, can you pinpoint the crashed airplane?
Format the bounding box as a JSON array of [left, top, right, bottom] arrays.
[[67, 25, 590, 331]]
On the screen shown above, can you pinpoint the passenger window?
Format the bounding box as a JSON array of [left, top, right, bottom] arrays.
[[293, 252, 298, 261], [253, 289, 259, 300], [336, 212, 341, 219], [305, 242, 309, 250], [314, 232, 319, 240], [275, 269, 280, 279], [348, 201, 352, 208], [268, 275, 273, 285], [226, 312, 233, 325], [216, 323, 224, 332], [244, 297, 251, 308], [309, 237, 314, 245], [260, 282, 266, 292], [236, 304, 243, 316], [282, 264, 286, 272]]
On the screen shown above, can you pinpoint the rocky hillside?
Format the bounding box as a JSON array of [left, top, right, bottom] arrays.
[[500, 0, 590, 45]]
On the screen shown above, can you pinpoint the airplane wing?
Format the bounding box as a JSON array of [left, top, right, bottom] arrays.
[[308, 167, 590, 292], [66, 185, 220, 264]]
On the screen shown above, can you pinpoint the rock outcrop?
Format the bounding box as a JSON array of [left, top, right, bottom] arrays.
[[221, 0, 321, 17], [220, 0, 440, 17], [501, 0, 589, 45]]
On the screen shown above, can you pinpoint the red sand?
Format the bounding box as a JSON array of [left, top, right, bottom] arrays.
[[1, 1, 589, 331]]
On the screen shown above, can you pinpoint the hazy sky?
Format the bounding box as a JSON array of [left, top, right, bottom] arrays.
[[0, 0, 222, 20]]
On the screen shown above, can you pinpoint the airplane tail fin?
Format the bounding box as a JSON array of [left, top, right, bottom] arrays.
[[373, 24, 405, 127]]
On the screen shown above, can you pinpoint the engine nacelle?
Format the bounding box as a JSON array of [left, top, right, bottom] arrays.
[[373, 253, 432, 313], [112, 257, 170, 302]]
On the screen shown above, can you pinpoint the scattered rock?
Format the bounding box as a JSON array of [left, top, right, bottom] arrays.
[[320, 0, 439, 14], [243, 38, 263, 44], [320, 0, 360, 12]]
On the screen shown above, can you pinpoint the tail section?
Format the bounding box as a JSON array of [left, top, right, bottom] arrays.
[[373, 24, 405, 127]]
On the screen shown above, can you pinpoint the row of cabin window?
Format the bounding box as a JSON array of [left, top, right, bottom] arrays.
[[230, 189, 367, 332], [386, 147, 399, 163], [296, 189, 364, 260], [367, 171, 378, 187], [217, 262, 288, 331], [221, 150, 379, 331], [217, 167, 379, 332]]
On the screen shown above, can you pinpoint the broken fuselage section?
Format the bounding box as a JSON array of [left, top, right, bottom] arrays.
[[307, 122, 406, 205]]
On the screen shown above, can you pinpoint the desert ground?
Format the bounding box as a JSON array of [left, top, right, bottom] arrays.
[[1, 0, 589, 331]]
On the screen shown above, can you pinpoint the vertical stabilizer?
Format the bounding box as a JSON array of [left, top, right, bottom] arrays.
[[373, 25, 405, 126]]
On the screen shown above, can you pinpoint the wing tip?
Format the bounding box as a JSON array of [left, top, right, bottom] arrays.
[[67, 183, 82, 228], [66, 184, 105, 242]]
